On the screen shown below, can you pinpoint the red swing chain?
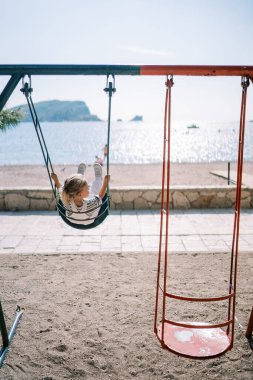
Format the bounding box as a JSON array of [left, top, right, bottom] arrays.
[[228, 76, 250, 345], [154, 76, 174, 341]]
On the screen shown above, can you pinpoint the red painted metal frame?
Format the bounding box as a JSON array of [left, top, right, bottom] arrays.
[[140, 65, 253, 78], [154, 74, 250, 359], [246, 307, 253, 340]]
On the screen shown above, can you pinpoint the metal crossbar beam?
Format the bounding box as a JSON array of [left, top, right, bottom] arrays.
[[1, 64, 252, 112], [140, 65, 253, 77], [0, 64, 253, 77], [0, 64, 140, 76]]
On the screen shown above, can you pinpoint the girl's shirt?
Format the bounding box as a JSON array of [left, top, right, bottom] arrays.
[[59, 189, 102, 225]]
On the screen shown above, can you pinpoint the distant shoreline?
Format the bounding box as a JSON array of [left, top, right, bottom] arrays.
[[1, 161, 253, 187]]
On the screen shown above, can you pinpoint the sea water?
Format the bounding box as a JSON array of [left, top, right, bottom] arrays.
[[0, 120, 253, 165]]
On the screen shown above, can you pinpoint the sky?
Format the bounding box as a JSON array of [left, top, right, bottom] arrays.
[[0, 0, 253, 122]]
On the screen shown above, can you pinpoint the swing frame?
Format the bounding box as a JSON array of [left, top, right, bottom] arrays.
[[1, 64, 253, 112], [0, 64, 252, 364], [0, 301, 23, 368]]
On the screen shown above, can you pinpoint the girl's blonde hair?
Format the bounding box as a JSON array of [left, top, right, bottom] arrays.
[[62, 174, 88, 204]]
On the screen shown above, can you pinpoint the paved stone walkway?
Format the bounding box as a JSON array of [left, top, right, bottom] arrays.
[[0, 209, 253, 255]]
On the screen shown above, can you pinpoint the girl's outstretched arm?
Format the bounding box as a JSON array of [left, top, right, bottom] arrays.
[[99, 175, 110, 198], [51, 173, 62, 189]]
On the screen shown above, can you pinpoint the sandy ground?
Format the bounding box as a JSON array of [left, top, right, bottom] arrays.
[[1, 161, 253, 187], [0, 252, 252, 379], [0, 163, 252, 378]]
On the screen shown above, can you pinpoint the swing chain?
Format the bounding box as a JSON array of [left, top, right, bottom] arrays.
[[20, 75, 33, 97], [104, 74, 116, 96], [165, 75, 174, 89]]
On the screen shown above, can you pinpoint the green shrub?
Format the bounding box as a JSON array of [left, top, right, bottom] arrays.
[[0, 108, 24, 132]]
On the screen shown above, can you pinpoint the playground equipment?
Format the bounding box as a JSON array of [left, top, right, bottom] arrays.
[[154, 74, 251, 358], [0, 301, 23, 367], [246, 307, 253, 349], [0, 65, 252, 363]]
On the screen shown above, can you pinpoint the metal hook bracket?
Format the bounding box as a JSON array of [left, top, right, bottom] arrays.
[[165, 75, 174, 88], [104, 74, 116, 96], [20, 75, 33, 97]]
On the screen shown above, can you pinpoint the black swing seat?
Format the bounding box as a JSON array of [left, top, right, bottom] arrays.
[[56, 194, 110, 230]]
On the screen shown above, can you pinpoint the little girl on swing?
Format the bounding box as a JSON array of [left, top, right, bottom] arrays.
[[51, 162, 110, 226]]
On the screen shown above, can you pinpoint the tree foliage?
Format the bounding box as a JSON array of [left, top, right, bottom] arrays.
[[0, 109, 23, 132]]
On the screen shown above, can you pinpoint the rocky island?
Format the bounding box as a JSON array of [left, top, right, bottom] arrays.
[[11, 100, 101, 122], [130, 115, 143, 122]]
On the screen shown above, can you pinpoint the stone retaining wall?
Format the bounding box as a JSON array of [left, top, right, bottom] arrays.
[[0, 186, 252, 211]]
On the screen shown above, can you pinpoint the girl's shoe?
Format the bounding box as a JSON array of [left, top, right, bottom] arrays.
[[77, 163, 86, 175], [93, 162, 102, 177]]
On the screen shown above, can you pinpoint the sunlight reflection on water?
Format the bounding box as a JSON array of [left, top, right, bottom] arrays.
[[0, 120, 252, 165]]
